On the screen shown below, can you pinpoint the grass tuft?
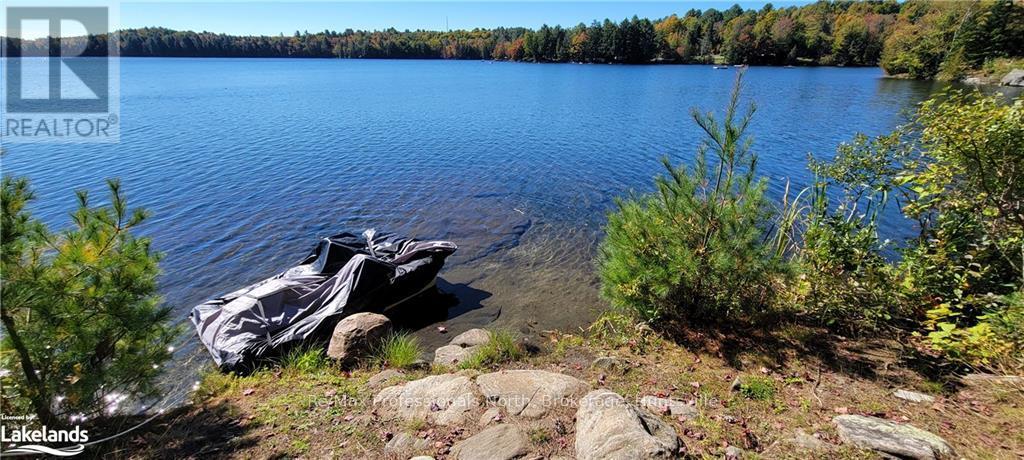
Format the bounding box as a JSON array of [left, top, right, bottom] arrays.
[[458, 330, 525, 370], [372, 332, 423, 369], [739, 375, 777, 401], [278, 345, 330, 373]]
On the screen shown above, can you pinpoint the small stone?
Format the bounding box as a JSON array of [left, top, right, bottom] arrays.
[[367, 369, 405, 389], [591, 356, 629, 374], [479, 407, 502, 426], [834, 414, 955, 460], [962, 373, 1024, 386], [730, 377, 742, 392], [786, 429, 833, 451], [451, 424, 529, 460], [327, 312, 392, 363], [384, 431, 430, 453], [893, 389, 936, 404], [724, 445, 744, 459], [639, 395, 699, 420], [434, 344, 474, 366]]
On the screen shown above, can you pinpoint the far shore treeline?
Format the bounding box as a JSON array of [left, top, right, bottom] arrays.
[[5, 0, 1024, 79]]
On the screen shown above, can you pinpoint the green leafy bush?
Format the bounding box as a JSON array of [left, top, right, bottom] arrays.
[[898, 93, 1024, 365], [796, 132, 912, 332], [0, 177, 180, 425], [599, 73, 786, 322]]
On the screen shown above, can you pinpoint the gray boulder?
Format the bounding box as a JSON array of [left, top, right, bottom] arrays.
[[326, 312, 391, 363], [373, 374, 481, 426], [834, 415, 954, 460], [639, 395, 698, 419], [451, 424, 529, 460], [477, 370, 589, 418], [1001, 69, 1024, 87], [575, 389, 680, 460]]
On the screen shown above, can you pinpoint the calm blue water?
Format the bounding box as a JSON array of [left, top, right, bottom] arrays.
[[0, 58, 979, 395]]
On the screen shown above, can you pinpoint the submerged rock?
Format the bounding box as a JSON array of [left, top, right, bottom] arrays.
[[639, 395, 698, 419], [893, 389, 936, 404], [326, 312, 391, 363], [834, 414, 954, 460], [575, 389, 680, 460], [451, 424, 529, 460], [476, 370, 588, 418], [373, 374, 480, 426]]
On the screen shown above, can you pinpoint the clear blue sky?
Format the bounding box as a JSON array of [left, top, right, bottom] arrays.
[[113, 1, 812, 36]]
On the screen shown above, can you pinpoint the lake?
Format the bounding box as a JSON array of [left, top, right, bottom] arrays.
[[0, 58, 992, 403]]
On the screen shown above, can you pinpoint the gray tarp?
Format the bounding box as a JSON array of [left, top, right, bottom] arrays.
[[190, 230, 456, 371]]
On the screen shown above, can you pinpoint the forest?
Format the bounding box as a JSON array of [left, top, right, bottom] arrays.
[[6, 1, 1024, 79]]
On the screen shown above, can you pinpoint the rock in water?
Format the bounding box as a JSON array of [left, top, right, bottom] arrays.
[[893, 389, 936, 404], [476, 370, 589, 418], [326, 312, 392, 363], [451, 424, 529, 460], [1001, 69, 1024, 87], [373, 374, 480, 426], [575, 389, 680, 460], [834, 415, 954, 460]]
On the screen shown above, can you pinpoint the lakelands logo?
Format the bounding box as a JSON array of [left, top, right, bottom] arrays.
[[1, 2, 120, 143], [0, 424, 89, 456]]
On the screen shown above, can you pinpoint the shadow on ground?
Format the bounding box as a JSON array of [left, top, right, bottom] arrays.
[[85, 400, 262, 459], [658, 316, 960, 387]]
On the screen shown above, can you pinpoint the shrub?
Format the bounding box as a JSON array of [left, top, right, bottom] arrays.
[[0, 177, 180, 425], [899, 92, 1024, 365], [599, 72, 786, 322], [458, 330, 524, 370], [372, 332, 422, 369], [797, 132, 912, 332]]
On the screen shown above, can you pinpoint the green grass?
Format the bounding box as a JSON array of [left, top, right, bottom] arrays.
[[458, 329, 525, 370], [527, 427, 552, 445], [278, 345, 330, 373], [739, 376, 777, 401], [372, 332, 423, 369]]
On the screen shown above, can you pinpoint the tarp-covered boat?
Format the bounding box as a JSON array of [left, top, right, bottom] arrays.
[[190, 230, 457, 371]]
